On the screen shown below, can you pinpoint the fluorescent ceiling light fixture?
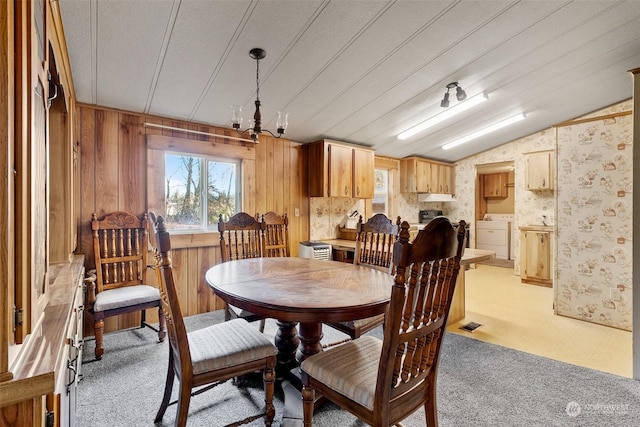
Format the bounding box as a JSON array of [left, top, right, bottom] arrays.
[[397, 92, 488, 140], [442, 113, 525, 150]]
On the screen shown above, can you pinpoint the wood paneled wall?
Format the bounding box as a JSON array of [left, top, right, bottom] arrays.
[[76, 104, 309, 334]]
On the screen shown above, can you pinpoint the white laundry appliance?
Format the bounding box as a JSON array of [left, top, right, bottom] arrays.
[[475, 213, 514, 260]]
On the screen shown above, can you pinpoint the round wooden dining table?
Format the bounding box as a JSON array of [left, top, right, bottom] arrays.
[[205, 257, 393, 373]]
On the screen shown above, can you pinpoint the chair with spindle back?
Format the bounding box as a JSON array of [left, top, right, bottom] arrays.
[[150, 213, 277, 427], [218, 212, 266, 331], [325, 213, 400, 341], [259, 211, 290, 258], [301, 217, 467, 426], [88, 211, 166, 360]]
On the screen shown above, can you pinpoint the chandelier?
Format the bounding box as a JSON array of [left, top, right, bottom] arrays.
[[231, 48, 289, 143]]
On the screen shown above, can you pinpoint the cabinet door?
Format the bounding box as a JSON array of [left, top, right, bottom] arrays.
[[522, 231, 551, 283], [482, 174, 495, 197], [526, 151, 553, 191], [430, 163, 443, 193], [483, 173, 507, 197], [441, 164, 454, 194], [328, 144, 353, 197], [415, 160, 432, 192], [353, 148, 374, 198]]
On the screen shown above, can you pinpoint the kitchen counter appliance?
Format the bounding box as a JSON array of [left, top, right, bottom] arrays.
[[475, 213, 513, 260], [299, 241, 332, 260], [419, 209, 443, 224], [417, 209, 469, 248]]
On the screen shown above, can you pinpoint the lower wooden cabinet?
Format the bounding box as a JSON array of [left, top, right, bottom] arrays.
[[1, 256, 85, 427], [520, 227, 552, 286]]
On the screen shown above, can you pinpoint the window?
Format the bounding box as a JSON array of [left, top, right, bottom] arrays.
[[372, 168, 388, 215], [164, 152, 240, 231]]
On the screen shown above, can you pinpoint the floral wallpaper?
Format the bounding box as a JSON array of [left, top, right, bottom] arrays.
[[309, 194, 444, 240], [556, 111, 633, 330], [309, 197, 366, 240]]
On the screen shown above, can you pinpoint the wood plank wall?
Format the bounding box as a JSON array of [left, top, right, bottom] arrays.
[[76, 104, 309, 335]]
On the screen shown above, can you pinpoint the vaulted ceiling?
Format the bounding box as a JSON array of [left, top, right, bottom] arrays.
[[58, 0, 640, 162]]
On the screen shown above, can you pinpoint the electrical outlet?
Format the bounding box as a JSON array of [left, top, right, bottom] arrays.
[[294, 208, 300, 217], [610, 288, 621, 301]]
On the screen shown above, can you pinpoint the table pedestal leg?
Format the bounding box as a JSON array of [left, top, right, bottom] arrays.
[[275, 320, 299, 378], [296, 322, 324, 365], [283, 322, 325, 425]]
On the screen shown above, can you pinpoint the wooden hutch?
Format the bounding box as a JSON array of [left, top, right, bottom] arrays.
[[0, 1, 84, 425]]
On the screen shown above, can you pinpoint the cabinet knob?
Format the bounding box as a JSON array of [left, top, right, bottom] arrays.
[[344, 186, 348, 196]]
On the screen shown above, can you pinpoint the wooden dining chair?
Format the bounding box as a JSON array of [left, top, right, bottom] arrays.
[[218, 212, 266, 331], [150, 213, 278, 427], [325, 213, 400, 342], [301, 217, 467, 427], [88, 211, 166, 360], [259, 211, 290, 257]]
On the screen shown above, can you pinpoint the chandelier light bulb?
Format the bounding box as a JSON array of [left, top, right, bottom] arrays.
[[231, 105, 243, 129]]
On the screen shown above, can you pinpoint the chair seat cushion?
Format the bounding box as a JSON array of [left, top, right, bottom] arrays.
[[338, 314, 385, 331], [94, 284, 160, 312], [188, 318, 277, 375], [301, 335, 381, 410]]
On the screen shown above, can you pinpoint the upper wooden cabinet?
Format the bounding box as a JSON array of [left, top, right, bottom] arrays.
[[352, 147, 375, 198], [482, 172, 508, 198], [400, 157, 454, 194], [525, 150, 554, 191], [308, 140, 375, 198], [430, 161, 454, 194]]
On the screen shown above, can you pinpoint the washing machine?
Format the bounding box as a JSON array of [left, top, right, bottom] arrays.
[[475, 213, 514, 260]]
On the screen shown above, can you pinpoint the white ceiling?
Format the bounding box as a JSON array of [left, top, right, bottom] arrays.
[[58, 0, 640, 162]]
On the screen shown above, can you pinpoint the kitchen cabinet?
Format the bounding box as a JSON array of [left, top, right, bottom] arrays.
[[353, 147, 375, 198], [430, 162, 454, 194], [525, 150, 554, 191], [400, 157, 454, 194], [0, 257, 85, 427], [483, 172, 508, 198], [520, 226, 553, 286], [307, 139, 374, 198]]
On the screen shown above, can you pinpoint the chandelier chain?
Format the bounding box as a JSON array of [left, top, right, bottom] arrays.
[[255, 57, 260, 101]]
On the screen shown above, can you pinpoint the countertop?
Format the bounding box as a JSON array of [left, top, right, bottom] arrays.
[[518, 225, 555, 232], [321, 239, 494, 265]]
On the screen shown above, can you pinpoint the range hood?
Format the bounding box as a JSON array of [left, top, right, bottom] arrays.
[[417, 193, 456, 202]]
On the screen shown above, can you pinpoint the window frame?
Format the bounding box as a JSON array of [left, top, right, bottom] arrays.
[[163, 151, 242, 233], [146, 134, 256, 248]]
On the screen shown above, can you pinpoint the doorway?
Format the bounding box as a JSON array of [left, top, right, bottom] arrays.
[[475, 161, 515, 266]]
